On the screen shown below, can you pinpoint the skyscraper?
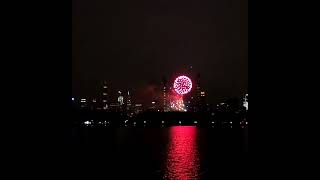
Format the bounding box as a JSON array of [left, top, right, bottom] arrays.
[[90, 98, 98, 110], [243, 93, 248, 111], [195, 73, 202, 112], [126, 90, 132, 116], [118, 91, 124, 106], [162, 77, 169, 112], [200, 91, 207, 112], [190, 73, 207, 112], [102, 81, 108, 110], [118, 91, 124, 112], [80, 98, 88, 109]]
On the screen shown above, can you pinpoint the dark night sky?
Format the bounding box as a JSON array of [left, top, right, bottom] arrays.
[[72, 0, 247, 104]]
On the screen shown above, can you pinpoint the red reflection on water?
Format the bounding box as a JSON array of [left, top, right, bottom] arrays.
[[164, 126, 200, 180]]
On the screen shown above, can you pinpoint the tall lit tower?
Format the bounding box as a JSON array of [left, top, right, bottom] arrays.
[[243, 93, 248, 111], [102, 81, 108, 110], [162, 77, 169, 112], [195, 73, 202, 111], [126, 90, 132, 112], [118, 91, 124, 112], [118, 91, 124, 105]]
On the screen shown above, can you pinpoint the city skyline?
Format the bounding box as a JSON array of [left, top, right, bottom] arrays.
[[72, 0, 248, 105], [72, 71, 247, 105], [72, 74, 248, 113]]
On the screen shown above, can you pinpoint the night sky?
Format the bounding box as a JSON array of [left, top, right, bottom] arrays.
[[72, 0, 247, 104]]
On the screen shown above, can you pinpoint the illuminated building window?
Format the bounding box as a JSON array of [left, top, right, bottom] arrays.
[[103, 100, 107, 103], [103, 93, 107, 95]]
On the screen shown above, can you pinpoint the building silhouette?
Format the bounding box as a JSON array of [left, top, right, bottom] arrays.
[[80, 98, 88, 109], [162, 77, 169, 112], [134, 103, 143, 114], [102, 81, 109, 110], [126, 90, 133, 116], [90, 98, 98, 110], [117, 91, 124, 112], [193, 73, 207, 112]]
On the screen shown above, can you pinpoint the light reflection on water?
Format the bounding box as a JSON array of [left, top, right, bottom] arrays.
[[164, 126, 200, 180], [70, 123, 248, 179]]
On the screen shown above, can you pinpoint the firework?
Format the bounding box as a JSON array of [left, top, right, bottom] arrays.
[[173, 75, 192, 95]]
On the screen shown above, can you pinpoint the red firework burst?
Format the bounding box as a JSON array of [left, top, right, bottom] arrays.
[[173, 75, 192, 95]]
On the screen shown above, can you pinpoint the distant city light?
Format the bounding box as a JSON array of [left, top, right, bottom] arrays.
[[118, 95, 124, 105], [84, 121, 91, 125], [243, 101, 248, 110], [144, 121, 146, 124], [230, 122, 232, 124], [152, 101, 155, 104], [72, 97, 74, 101], [243, 94, 248, 110], [173, 75, 192, 95], [246, 122, 248, 124], [162, 121, 164, 124], [179, 121, 181, 124], [194, 121, 197, 124]]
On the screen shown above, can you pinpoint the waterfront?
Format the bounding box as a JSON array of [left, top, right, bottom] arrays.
[[68, 125, 248, 179]]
